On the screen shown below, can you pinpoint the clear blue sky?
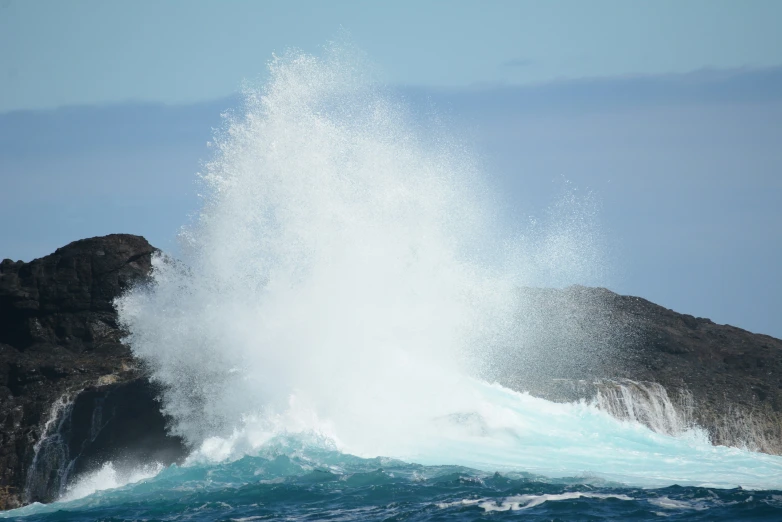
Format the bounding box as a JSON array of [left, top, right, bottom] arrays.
[[2, 0, 781, 111], [1, 1, 781, 337]]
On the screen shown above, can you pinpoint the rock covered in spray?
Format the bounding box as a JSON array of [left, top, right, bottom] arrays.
[[509, 286, 782, 453], [0, 235, 186, 509], [2, 234, 782, 509]]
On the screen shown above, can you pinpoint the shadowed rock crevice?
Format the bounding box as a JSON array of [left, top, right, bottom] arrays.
[[23, 379, 185, 504]]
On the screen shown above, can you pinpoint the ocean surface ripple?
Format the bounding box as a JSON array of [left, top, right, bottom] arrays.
[[6, 437, 782, 521]]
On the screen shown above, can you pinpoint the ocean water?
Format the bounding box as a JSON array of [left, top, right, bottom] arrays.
[[5, 44, 782, 520], [6, 435, 782, 521]]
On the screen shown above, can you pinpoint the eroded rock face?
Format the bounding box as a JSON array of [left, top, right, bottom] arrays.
[[22, 379, 186, 503], [506, 286, 782, 453], [605, 288, 782, 452], [0, 235, 186, 509]]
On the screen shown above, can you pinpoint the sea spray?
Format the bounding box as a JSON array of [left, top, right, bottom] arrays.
[[593, 379, 695, 436], [23, 393, 76, 503], [116, 46, 534, 449], [115, 46, 782, 489]]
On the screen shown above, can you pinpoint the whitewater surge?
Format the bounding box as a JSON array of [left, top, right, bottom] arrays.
[[59, 462, 164, 502], [108, 42, 782, 497], [8, 437, 782, 520]]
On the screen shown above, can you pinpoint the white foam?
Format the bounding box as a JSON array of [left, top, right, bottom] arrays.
[[478, 492, 635, 512], [59, 462, 164, 502], [647, 496, 709, 510]]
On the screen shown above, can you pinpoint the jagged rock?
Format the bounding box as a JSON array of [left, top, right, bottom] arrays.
[[605, 288, 782, 451], [504, 286, 782, 453], [0, 235, 187, 509]]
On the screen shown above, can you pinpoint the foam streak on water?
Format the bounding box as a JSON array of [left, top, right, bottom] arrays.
[[112, 45, 782, 495]]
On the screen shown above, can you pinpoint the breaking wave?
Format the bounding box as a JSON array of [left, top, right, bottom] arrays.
[[108, 44, 782, 493]]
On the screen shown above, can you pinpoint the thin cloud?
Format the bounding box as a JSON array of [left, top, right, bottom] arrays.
[[399, 65, 782, 116], [502, 58, 534, 68]]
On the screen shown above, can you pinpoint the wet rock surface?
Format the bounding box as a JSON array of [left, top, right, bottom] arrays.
[[0, 235, 186, 509], [507, 286, 782, 453]]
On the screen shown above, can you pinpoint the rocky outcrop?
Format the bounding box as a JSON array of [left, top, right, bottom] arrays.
[[605, 287, 782, 451], [1, 235, 781, 508], [505, 286, 782, 453], [0, 235, 186, 509]]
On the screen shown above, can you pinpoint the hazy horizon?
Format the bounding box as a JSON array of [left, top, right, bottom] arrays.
[[3, 1, 781, 337], [2, 65, 780, 338]]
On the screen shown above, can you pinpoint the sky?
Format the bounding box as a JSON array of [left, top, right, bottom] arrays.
[[1, 1, 781, 337], [2, 0, 782, 111]]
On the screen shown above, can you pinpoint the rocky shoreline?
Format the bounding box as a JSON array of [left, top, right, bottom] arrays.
[[506, 286, 782, 453], [0, 235, 186, 509], [1, 234, 780, 509]]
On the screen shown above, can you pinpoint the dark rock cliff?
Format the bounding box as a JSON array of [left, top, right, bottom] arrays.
[[502, 286, 782, 453], [606, 287, 782, 451], [0, 235, 186, 509]]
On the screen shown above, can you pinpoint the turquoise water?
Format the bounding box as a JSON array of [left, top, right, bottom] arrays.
[[6, 436, 782, 521], [6, 382, 782, 520]]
